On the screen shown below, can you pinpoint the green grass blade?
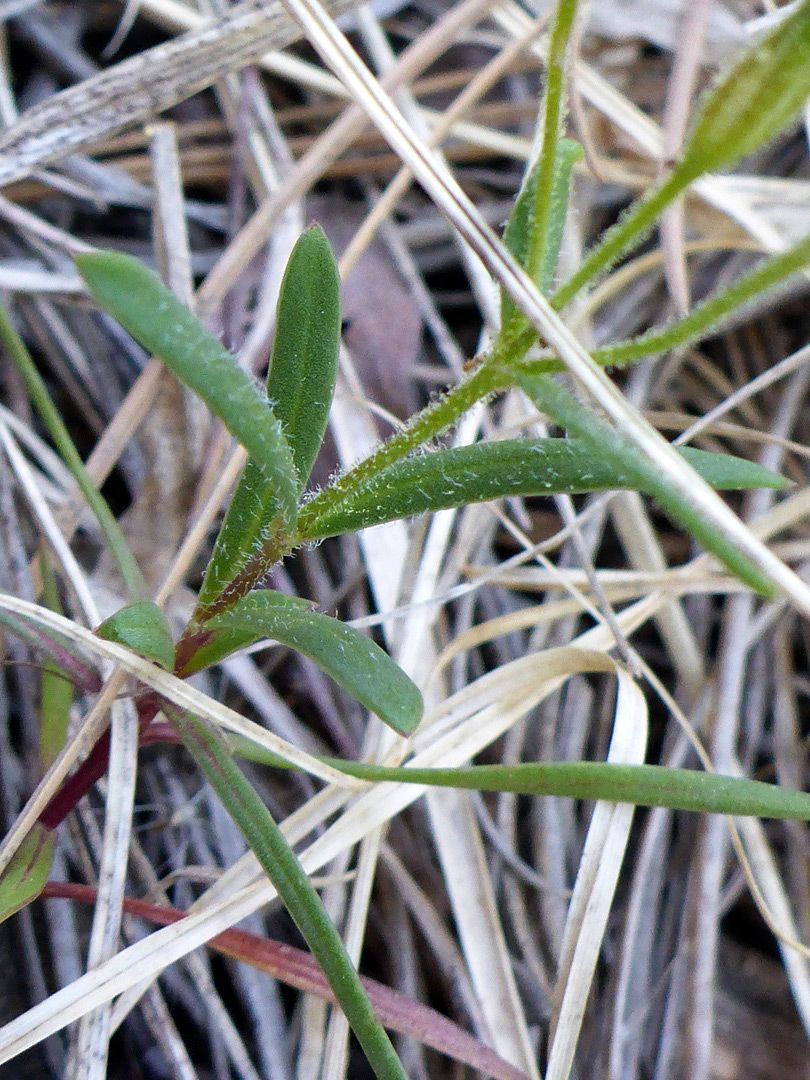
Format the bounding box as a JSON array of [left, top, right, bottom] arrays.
[[517, 372, 775, 594], [95, 601, 175, 671], [212, 742, 810, 822], [166, 706, 409, 1080], [297, 438, 786, 542], [267, 225, 340, 493], [75, 252, 298, 536], [0, 304, 146, 601], [207, 591, 423, 736], [320, 759, 810, 821]]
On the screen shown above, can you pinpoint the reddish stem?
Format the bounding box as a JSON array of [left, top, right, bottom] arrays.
[[38, 697, 162, 830], [41, 882, 527, 1080]]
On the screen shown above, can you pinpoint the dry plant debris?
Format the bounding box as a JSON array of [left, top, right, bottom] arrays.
[[1, 2, 810, 1080]]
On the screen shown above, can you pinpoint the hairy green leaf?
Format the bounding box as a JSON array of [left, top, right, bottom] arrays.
[[207, 592, 423, 736], [298, 437, 786, 542], [0, 824, 54, 926], [268, 225, 340, 491], [590, 229, 810, 369], [501, 139, 583, 337], [683, 3, 810, 180], [75, 252, 298, 538], [552, 3, 810, 312], [95, 601, 175, 671], [196, 227, 339, 611]]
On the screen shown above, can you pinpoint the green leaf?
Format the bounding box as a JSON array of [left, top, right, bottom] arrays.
[[166, 707, 409, 1080], [268, 225, 340, 493], [0, 824, 54, 926], [517, 372, 775, 595], [195, 227, 340, 612], [207, 591, 423, 736], [195, 463, 292, 612], [552, 3, 810, 312], [535, 140, 584, 295], [95, 601, 175, 671], [174, 625, 258, 678], [589, 228, 810, 369], [298, 437, 787, 542], [75, 252, 298, 538], [39, 656, 73, 770], [501, 139, 583, 336], [682, 3, 810, 180], [318, 759, 810, 821]]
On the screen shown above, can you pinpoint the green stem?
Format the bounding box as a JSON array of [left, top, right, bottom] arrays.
[[297, 363, 503, 539], [591, 230, 810, 368], [167, 707, 409, 1080], [0, 305, 147, 601], [525, 0, 580, 285]]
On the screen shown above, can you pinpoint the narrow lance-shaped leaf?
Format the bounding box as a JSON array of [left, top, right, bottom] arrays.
[[534, 226, 810, 372], [196, 226, 339, 611], [318, 759, 810, 822], [95, 601, 175, 671], [524, 0, 581, 288], [204, 591, 423, 736], [683, 3, 810, 180], [297, 437, 787, 543], [75, 252, 299, 539], [500, 139, 582, 337], [517, 372, 775, 595], [268, 224, 340, 492]]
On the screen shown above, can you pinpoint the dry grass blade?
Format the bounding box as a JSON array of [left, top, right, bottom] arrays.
[[69, 696, 139, 1080], [546, 667, 648, 1080], [0, 648, 629, 1062], [0, 0, 365, 186]]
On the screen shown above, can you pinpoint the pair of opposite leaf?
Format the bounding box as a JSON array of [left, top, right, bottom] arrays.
[[86, 227, 423, 738], [79, 207, 786, 740]]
